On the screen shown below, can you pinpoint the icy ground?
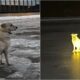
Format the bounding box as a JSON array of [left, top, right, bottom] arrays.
[[0, 15, 40, 80]]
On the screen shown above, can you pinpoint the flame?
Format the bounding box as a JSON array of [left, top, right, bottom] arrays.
[[71, 33, 80, 52]]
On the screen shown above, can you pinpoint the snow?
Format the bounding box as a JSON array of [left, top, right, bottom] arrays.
[[10, 39, 40, 48], [0, 15, 40, 20]]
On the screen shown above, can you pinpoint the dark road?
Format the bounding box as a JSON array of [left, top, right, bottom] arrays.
[[41, 32, 80, 79]]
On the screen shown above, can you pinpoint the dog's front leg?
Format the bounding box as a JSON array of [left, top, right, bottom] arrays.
[[0, 54, 2, 64], [73, 45, 75, 52], [4, 50, 9, 66]]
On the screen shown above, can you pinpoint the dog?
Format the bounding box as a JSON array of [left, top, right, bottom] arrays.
[[71, 33, 80, 52], [0, 23, 17, 65]]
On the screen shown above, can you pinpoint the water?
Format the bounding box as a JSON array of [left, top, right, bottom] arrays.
[[42, 32, 80, 79]]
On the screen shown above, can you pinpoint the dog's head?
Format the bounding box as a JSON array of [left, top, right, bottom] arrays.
[[71, 33, 78, 40], [71, 34, 78, 37], [1, 23, 17, 34]]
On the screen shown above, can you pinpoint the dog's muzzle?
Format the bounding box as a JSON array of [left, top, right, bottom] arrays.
[[14, 26, 18, 30], [8, 26, 18, 34]]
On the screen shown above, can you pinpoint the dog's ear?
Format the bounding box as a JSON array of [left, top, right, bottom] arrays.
[[1, 23, 6, 28]]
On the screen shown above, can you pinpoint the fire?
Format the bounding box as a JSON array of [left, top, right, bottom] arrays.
[[71, 33, 80, 52]]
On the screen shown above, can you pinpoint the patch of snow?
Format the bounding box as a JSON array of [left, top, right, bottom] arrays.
[[0, 15, 40, 20]]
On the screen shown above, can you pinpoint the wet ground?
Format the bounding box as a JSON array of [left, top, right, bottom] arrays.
[[0, 15, 40, 80], [42, 32, 80, 79]]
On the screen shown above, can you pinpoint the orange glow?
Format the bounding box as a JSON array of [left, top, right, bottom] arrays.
[[71, 33, 80, 52]]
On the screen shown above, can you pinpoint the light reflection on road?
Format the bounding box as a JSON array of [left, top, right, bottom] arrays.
[[71, 52, 80, 79], [42, 32, 80, 79]]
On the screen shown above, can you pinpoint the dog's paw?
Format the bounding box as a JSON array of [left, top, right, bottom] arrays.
[[72, 49, 80, 53], [1, 63, 5, 65], [0, 62, 5, 65]]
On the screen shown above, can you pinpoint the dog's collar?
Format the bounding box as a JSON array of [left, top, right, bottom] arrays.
[[0, 28, 11, 34]]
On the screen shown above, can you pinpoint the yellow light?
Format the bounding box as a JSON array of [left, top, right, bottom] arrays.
[[70, 34, 80, 78], [72, 52, 80, 59], [71, 33, 80, 52], [71, 52, 80, 78]]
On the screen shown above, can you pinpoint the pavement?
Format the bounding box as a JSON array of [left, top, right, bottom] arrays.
[[41, 20, 80, 79]]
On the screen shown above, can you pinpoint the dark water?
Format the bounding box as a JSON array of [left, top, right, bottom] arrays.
[[41, 32, 80, 79]]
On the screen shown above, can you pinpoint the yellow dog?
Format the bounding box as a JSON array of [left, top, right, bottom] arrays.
[[71, 34, 80, 52]]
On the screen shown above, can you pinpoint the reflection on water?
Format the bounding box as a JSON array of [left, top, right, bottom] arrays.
[[71, 52, 80, 79]]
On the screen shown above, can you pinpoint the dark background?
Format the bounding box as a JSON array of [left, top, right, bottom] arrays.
[[41, 1, 80, 79], [41, 1, 80, 33], [41, 1, 80, 17]]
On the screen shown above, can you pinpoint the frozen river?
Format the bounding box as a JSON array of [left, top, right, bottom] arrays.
[[0, 15, 40, 80]]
